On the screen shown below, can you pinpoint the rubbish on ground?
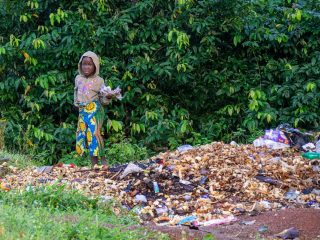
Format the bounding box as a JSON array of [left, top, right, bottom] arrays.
[[284, 189, 299, 201], [255, 175, 281, 185], [155, 206, 168, 216], [153, 181, 160, 193], [275, 227, 299, 239], [258, 225, 269, 233], [2, 141, 319, 225], [250, 201, 272, 212], [277, 123, 312, 148], [312, 189, 320, 195], [302, 152, 320, 160], [179, 180, 191, 185], [120, 163, 143, 179], [253, 138, 266, 147], [198, 215, 237, 226], [316, 140, 320, 153], [253, 138, 290, 149], [240, 220, 256, 225], [177, 145, 193, 152], [36, 166, 53, 174], [177, 216, 197, 225], [230, 141, 238, 146], [199, 176, 207, 185], [264, 129, 290, 145], [134, 194, 147, 203], [302, 187, 314, 195], [0, 182, 10, 191], [302, 143, 315, 151], [184, 195, 192, 201], [55, 163, 76, 168]]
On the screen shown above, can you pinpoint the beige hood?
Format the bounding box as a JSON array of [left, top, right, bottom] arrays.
[[78, 51, 100, 77]]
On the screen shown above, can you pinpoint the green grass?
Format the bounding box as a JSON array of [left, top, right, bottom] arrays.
[[0, 185, 169, 240], [0, 150, 36, 168]]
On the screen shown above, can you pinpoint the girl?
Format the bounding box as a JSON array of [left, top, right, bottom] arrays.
[[74, 51, 108, 167]]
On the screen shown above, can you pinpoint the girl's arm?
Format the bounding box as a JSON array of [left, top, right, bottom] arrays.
[[74, 78, 79, 107]]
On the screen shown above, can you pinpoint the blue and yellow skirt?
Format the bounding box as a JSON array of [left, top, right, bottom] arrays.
[[76, 101, 105, 157]]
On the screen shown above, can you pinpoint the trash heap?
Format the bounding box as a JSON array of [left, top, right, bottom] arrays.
[[2, 142, 320, 226]]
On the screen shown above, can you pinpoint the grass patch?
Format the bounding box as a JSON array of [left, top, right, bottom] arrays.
[[0, 150, 35, 169], [0, 186, 169, 240]]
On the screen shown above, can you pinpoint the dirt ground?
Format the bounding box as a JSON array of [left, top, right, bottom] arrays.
[[146, 208, 320, 240]]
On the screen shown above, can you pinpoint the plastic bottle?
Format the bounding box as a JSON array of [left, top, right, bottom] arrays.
[[153, 182, 159, 193], [301, 152, 320, 160]]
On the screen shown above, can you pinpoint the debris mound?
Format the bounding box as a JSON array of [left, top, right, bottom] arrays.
[[3, 142, 319, 225]]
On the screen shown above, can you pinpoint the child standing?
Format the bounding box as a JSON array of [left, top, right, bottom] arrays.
[[74, 51, 108, 167]]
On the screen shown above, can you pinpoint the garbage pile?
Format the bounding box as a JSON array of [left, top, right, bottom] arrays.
[[253, 123, 315, 150], [2, 142, 320, 227]]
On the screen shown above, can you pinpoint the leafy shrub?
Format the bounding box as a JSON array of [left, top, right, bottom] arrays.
[[1, 0, 320, 163], [107, 140, 149, 165]]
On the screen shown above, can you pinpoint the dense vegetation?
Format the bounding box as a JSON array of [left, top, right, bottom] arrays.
[[1, 0, 320, 164]]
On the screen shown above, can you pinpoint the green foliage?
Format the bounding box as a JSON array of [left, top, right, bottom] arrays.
[[106, 140, 149, 165], [1, 0, 320, 163], [0, 150, 35, 168], [0, 185, 100, 211]]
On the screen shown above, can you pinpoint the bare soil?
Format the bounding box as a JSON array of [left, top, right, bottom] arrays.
[[146, 208, 320, 240]]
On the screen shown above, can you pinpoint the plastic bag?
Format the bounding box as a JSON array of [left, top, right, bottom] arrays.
[[119, 163, 143, 179], [263, 129, 289, 145], [99, 85, 122, 105]]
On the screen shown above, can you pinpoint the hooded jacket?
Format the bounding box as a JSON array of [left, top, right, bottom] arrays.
[[74, 51, 104, 106]]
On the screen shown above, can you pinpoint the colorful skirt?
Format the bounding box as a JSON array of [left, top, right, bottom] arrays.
[[76, 101, 105, 157]]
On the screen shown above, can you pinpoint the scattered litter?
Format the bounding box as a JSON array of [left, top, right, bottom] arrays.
[[240, 220, 256, 225], [230, 141, 238, 146], [134, 194, 147, 203], [302, 143, 315, 151], [264, 129, 289, 145], [258, 225, 269, 233], [302, 152, 320, 160], [120, 163, 143, 179], [198, 215, 237, 226], [55, 163, 76, 168], [0, 182, 10, 191], [284, 189, 300, 201], [253, 138, 290, 149], [177, 145, 193, 152], [276, 227, 299, 239], [2, 141, 319, 225], [153, 181, 159, 193], [177, 216, 197, 225], [255, 175, 281, 185], [155, 206, 168, 216], [36, 166, 53, 174]]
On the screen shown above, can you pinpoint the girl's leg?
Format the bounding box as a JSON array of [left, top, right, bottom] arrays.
[[94, 106, 107, 166], [101, 156, 107, 166], [91, 156, 98, 167]]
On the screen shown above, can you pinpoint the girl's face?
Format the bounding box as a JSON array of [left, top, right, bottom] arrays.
[[81, 57, 96, 77]]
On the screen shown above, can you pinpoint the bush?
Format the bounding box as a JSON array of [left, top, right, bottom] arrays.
[[107, 140, 149, 165], [1, 0, 320, 164]]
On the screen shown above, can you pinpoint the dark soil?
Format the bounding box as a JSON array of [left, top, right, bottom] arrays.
[[146, 208, 320, 240]]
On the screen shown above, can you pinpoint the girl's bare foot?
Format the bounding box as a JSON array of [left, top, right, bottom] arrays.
[[101, 156, 107, 167], [91, 156, 98, 168]]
